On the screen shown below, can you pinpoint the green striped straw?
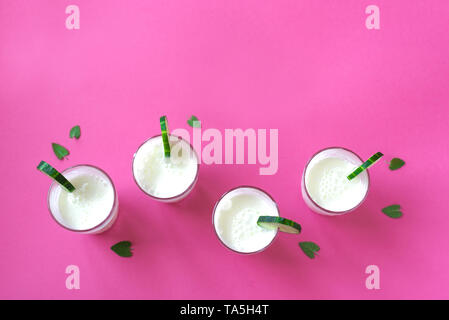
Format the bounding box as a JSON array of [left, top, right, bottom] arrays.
[[37, 161, 75, 192], [160, 115, 171, 157], [347, 152, 384, 180]]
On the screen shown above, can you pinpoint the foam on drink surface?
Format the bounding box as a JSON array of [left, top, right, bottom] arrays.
[[214, 188, 278, 253], [57, 173, 114, 230], [133, 136, 198, 198], [305, 157, 367, 212]]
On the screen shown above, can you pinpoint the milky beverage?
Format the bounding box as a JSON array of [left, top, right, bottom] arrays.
[[133, 135, 198, 201], [213, 187, 279, 253], [303, 148, 369, 214], [48, 165, 118, 233]]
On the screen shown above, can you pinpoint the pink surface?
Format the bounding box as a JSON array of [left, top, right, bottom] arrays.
[[1, 0, 449, 299]]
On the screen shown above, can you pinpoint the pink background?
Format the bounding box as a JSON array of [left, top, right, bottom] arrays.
[[1, 0, 448, 299]]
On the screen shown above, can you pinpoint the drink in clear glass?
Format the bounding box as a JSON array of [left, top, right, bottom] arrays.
[[132, 134, 199, 202], [48, 164, 119, 234], [301, 147, 370, 216], [213, 186, 279, 254]]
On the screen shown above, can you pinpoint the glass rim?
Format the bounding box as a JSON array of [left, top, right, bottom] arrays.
[[47, 164, 118, 233], [132, 134, 200, 201], [212, 185, 280, 255], [302, 146, 371, 215]]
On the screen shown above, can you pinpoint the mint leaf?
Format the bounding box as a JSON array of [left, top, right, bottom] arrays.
[[187, 115, 201, 128], [389, 158, 405, 170], [69, 125, 81, 139], [111, 241, 133, 257], [382, 205, 403, 218], [52, 143, 69, 160], [299, 241, 320, 259]]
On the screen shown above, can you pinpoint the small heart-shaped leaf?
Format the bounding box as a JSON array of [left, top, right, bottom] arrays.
[[52, 143, 69, 160], [187, 115, 201, 128], [69, 125, 81, 139], [382, 204, 403, 219], [299, 241, 320, 259], [389, 158, 405, 170], [111, 241, 133, 257]]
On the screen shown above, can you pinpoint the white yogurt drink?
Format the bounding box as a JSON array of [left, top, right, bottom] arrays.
[[48, 165, 118, 233], [301, 147, 369, 215], [213, 186, 279, 254], [133, 134, 199, 202]]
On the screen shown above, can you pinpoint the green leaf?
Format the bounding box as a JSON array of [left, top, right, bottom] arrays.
[[187, 115, 201, 128], [382, 205, 403, 219], [69, 125, 81, 139], [299, 241, 320, 259], [382, 204, 400, 211], [111, 241, 133, 257], [52, 143, 69, 160], [389, 158, 405, 170], [385, 211, 403, 218]]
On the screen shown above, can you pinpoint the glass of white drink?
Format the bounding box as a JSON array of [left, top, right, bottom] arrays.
[[47, 164, 119, 234], [213, 186, 280, 254], [301, 147, 370, 216], [132, 134, 200, 202]]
